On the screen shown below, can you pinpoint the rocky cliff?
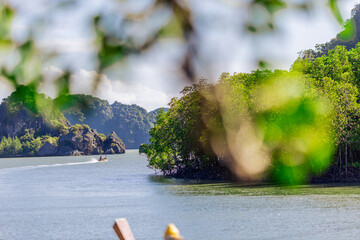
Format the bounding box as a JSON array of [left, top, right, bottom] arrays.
[[38, 125, 125, 156]]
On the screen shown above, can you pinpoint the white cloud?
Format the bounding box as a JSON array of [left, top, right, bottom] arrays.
[[70, 69, 170, 111], [38, 38, 95, 54], [0, 78, 15, 101], [2, 66, 173, 112]]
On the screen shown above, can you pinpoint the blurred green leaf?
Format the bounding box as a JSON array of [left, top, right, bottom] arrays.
[[247, 25, 257, 33], [93, 16, 136, 70], [329, 0, 343, 25], [338, 19, 355, 40], [0, 4, 14, 46], [1, 67, 18, 88], [254, 0, 287, 15], [258, 60, 270, 69], [56, 71, 71, 97], [159, 16, 183, 38]]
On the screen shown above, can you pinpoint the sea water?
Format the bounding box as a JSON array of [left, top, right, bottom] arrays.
[[1, 150, 360, 240]]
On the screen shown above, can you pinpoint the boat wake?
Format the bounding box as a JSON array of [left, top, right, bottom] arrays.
[[0, 158, 99, 173]]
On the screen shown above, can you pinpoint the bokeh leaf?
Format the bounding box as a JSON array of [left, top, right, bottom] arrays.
[[56, 71, 71, 97], [329, 0, 343, 24], [338, 19, 355, 40], [0, 4, 14, 46], [253, 0, 287, 15]]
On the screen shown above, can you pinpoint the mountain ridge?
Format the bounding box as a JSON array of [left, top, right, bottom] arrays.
[[0, 86, 126, 157], [54, 94, 168, 148]]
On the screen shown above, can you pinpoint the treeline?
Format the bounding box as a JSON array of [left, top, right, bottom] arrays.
[[293, 44, 360, 182], [143, 42, 360, 183]]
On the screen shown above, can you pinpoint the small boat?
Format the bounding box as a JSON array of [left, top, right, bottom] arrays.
[[98, 155, 108, 162]]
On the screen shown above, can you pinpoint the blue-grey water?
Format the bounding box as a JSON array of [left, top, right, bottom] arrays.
[[1, 150, 360, 240]]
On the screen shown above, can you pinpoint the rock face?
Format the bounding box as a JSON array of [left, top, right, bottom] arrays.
[[57, 146, 74, 156], [39, 142, 58, 156], [54, 126, 125, 156], [59, 125, 101, 155], [103, 131, 125, 154], [37, 126, 126, 157]]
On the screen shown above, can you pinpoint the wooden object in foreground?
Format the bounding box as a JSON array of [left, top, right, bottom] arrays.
[[113, 218, 136, 240]]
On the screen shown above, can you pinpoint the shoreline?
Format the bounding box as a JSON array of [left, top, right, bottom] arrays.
[[151, 174, 360, 190]]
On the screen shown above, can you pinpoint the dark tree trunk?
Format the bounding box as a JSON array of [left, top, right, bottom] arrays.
[[339, 147, 342, 181], [345, 143, 348, 181]]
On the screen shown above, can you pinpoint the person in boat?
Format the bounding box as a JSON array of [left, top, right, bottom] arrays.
[[99, 154, 107, 161]]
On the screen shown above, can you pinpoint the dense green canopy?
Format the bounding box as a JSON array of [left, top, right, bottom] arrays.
[[144, 43, 360, 184]]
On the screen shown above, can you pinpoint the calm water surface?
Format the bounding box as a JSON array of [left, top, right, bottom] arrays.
[[1, 150, 360, 239]]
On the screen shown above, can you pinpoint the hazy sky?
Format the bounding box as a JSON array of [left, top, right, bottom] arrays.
[[0, 0, 358, 111]]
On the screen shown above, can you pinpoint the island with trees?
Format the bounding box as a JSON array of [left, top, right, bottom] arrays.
[[142, 5, 360, 184]]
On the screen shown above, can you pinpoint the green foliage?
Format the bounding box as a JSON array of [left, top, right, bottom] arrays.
[[293, 45, 360, 147], [71, 124, 90, 135], [98, 133, 106, 142], [145, 38, 360, 183], [50, 120, 70, 135], [16, 129, 57, 156], [146, 81, 228, 176], [0, 136, 22, 156], [0, 129, 54, 157], [40, 135, 59, 146], [146, 70, 338, 184], [21, 137, 42, 156]]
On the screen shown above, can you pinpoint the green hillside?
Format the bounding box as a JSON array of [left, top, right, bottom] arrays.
[[55, 94, 168, 149]]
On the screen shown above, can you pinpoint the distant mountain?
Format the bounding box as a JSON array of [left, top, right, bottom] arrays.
[[148, 107, 169, 122], [0, 86, 125, 157], [55, 94, 168, 149], [0, 85, 70, 137]]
